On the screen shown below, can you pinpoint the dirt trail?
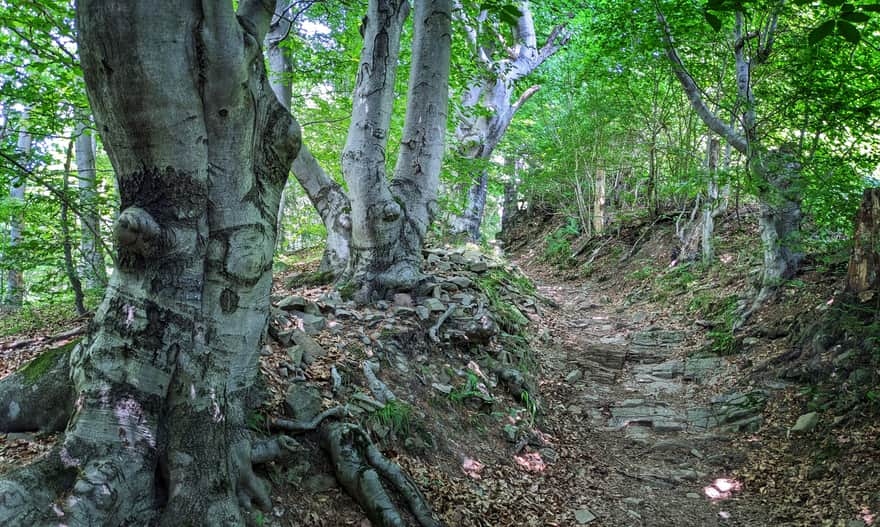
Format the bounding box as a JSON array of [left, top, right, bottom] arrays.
[[524, 265, 769, 526]]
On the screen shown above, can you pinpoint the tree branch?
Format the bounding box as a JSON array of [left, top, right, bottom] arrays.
[[237, 0, 276, 42], [511, 84, 541, 113], [655, 7, 748, 154]]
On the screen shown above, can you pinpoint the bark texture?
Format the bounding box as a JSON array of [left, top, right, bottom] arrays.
[[450, 1, 567, 240], [846, 188, 880, 301], [266, 1, 352, 276], [341, 0, 452, 300], [0, 2, 300, 525], [75, 118, 106, 289]]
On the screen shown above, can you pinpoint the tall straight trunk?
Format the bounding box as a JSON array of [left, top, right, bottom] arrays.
[[0, 3, 300, 525], [450, 1, 567, 240], [61, 140, 87, 315], [593, 167, 606, 234], [847, 188, 880, 302], [5, 108, 30, 307], [341, 0, 452, 301], [75, 118, 106, 289], [701, 137, 726, 264], [266, 0, 352, 276]]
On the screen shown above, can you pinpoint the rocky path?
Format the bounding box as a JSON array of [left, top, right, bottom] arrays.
[[529, 272, 769, 526]]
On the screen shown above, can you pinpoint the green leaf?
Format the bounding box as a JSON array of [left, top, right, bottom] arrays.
[[824, 0, 845, 6], [837, 20, 861, 43], [841, 3, 855, 12], [840, 11, 870, 22], [704, 11, 722, 31], [861, 4, 880, 12], [809, 19, 837, 44]]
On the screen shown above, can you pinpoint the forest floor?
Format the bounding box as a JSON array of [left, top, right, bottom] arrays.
[[1, 212, 878, 527]]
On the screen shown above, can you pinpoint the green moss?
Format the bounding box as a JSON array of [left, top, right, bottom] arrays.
[[286, 270, 334, 288], [19, 339, 78, 385]]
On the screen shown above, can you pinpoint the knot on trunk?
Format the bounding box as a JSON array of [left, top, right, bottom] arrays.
[[114, 207, 164, 259]]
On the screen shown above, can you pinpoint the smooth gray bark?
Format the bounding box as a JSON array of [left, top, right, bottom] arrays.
[[450, 1, 567, 240], [657, 6, 801, 318], [0, 2, 300, 525], [265, 1, 352, 276], [5, 108, 30, 307], [341, 0, 452, 300], [75, 118, 106, 289]]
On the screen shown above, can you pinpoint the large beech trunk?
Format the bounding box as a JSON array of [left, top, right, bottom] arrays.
[[0, 2, 300, 525], [847, 188, 880, 301], [341, 0, 452, 301]]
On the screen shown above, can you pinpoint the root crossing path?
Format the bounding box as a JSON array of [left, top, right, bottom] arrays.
[[522, 264, 769, 526]]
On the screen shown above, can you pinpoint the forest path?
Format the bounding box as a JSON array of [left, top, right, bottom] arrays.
[[520, 260, 770, 526]]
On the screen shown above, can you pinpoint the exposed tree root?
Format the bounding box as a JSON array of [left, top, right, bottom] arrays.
[[363, 361, 397, 403], [269, 406, 346, 433], [428, 304, 456, 343], [0, 447, 77, 526], [0, 343, 75, 433], [321, 421, 442, 527], [251, 435, 300, 464]]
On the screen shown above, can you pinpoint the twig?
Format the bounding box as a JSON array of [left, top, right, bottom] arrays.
[[1, 325, 87, 352]]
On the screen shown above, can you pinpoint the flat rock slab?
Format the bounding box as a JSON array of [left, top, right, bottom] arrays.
[[629, 329, 686, 363]]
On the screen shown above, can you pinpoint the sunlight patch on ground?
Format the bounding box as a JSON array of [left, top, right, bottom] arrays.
[[703, 478, 741, 500]]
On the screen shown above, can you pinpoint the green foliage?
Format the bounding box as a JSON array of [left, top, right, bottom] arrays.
[[542, 217, 579, 266], [370, 399, 414, 436], [476, 267, 535, 333], [285, 270, 335, 289], [706, 296, 740, 355], [449, 371, 494, 405]]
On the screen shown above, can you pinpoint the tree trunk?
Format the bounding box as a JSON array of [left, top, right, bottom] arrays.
[[593, 167, 606, 234], [75, 118, 106, 289], [701, 137, 725, 264], [453, 170, 489, 241], [341, 0, 451, 301], [266, 0, 352, 277], [744, 149, 803, 316], [0, 2, 301, 525], [5, 107, 30, 307], [61, 140, 87, 315], [846, 187, 880, 302], [500, 159, 519, 236]]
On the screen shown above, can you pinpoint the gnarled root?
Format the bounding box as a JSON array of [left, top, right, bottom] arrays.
[[0, 447, 77, 525], [321, 422, 442, 527]]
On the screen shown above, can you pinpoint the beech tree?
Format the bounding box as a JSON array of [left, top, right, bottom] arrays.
[[450, 0, 568, 240], [657, 4, 803, 321], [74, 116, 106, 289], [0, 1, 301, 525], [265, 0, 352, 276], [340, 0, 452, 300]]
